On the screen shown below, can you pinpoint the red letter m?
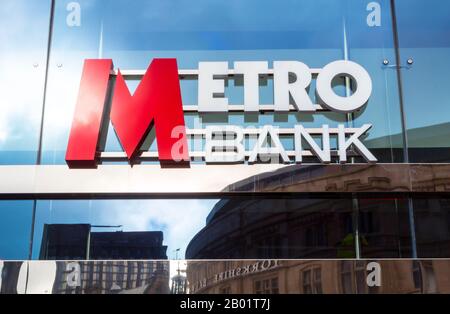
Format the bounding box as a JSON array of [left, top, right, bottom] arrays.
[[65, 58, 189, 167]]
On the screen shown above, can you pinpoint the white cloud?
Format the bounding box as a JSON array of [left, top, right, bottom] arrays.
[[0, 1, 50, 148], [99, 199, 218, 259]]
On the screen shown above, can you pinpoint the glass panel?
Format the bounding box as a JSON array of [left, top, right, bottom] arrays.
[[0, 196, 429, 260], [358, 198, 411, 258], [344, 0, 404, 162], [2, 259, 450, 294], [187, 197, 355, 259], [32, 199, 217, 260], [395, 0, 450, 162], [40, 0, 402, 164], [0, 0, 51, 164], [413, 198, 450, 258], [0, 201, 34, 260]]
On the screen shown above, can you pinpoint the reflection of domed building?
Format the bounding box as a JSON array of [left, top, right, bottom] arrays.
[[186, 197, 412, 259], [186, 163, 450, 260], [185, 161, 450, 293], [187, 259, 450, 294]]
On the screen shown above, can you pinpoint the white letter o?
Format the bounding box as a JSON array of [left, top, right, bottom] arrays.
[[316, 60, 372, 113]]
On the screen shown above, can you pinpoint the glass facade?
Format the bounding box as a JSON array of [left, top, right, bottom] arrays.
[[1, 0, 450, 294], [395, 0, 450, 162]]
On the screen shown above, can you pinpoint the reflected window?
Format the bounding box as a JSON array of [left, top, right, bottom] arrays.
[[358, 198, 411, 258], [340, 261, 377, 294], [301, 266, 322, 294], [422, 261, 437, 294], [340, 261, 353, 294], [413, 198, 450, 258], [254, 277, 279, 294], [355, 261, 367, 294], [51, 260, 169, 294], [412, 260, 422, 291]]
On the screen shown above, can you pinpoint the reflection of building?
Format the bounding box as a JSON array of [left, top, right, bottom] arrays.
[[187, 260, 450, 294], [186, 198, 412, 259], [171, 272, 187, 294], [366, 122, 450, 163], [186, 162, 450, 259], [170, 258, 187, 294], [52, 260, 169, 294], [0, 262, 23, 294], [39, 224, 168, 260]]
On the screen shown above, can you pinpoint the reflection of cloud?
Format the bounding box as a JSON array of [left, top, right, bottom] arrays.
[[0, 52, 46, 148], [25, 261, 56, 294], [99, 199, 217, 259], [0, 1, 50, 149], [17, 262, 28, 294], [40, 51, 87, 150]]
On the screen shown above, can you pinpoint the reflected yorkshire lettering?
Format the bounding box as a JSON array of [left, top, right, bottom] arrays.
[[66, 58, 376, 167], [190, 260, 280, 293]]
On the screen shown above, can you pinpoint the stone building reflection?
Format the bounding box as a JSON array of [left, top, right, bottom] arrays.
[[186, 162, 450, 259], [186, 260, 450, 294], [35, 224, 171, 294], [52, 260, 169, 294]]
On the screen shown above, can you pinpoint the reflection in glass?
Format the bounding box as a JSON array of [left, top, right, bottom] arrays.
[[186, 259, 450, 294], [396, 0, 450, 162], [39, 0, 403, 164], [0, 196, 427, 261], [2, 259, 450, 294], [0, 201, 34, 260], [0, 0, 51, 164], [186, 197, 411, 259], [413, 198, 450, 258], [32, 199, 217, 259], [52, 260, 170, 294], [38, 223, 168, 260]]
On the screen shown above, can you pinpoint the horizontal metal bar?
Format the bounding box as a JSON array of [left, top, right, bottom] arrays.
[[0, 164, 289, 195], [0, 163, 448, 197], [182, 104, 326, 112], [100, 150, 355, 161], [185, 127, 362, 135], [110, 68, 322, 77]]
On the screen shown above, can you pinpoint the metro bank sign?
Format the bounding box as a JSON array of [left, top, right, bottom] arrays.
[[66, 58, 377, 168]]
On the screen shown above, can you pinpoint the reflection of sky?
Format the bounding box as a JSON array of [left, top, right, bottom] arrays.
[[3, 0, 450, 165], [0, 0, 51, 164], [0, 198, 217, 260], [0, 201, 34, 260], [31, 199, 218, 259], [40, 0, 398, 163], [395, 0, 450, 141]]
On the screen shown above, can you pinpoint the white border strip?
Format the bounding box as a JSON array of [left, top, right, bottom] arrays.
[[0, 164, 288, 195]]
